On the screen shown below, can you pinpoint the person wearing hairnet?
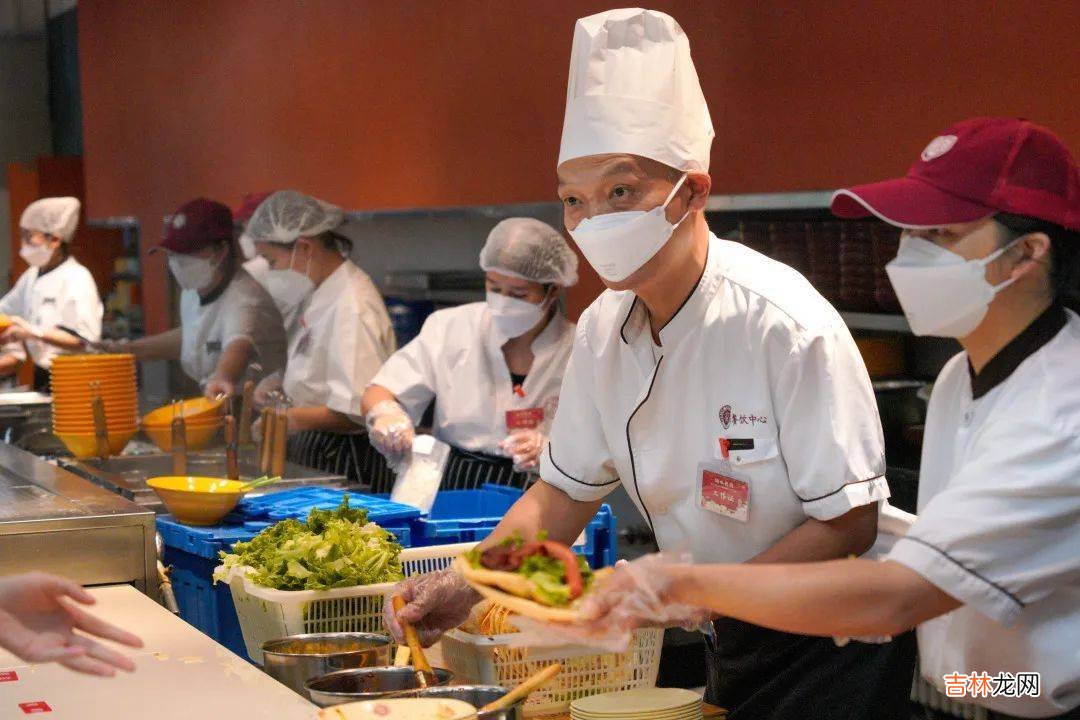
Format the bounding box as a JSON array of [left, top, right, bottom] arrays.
[[0, 197, 103, 389], [247, 190, 397, 489], [361, 217, 578, 491], [574, 119, 1080, 720], [385, 10, 912, 720], [103, 198, 286, 397], [233, 191, 305, 338]]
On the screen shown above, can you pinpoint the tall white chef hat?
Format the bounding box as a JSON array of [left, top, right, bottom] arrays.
[[557, 8, 714, 173], [19, 197, 81, 242]]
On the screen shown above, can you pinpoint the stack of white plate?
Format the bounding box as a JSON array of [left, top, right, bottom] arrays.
[[571, 688, 703, 720]]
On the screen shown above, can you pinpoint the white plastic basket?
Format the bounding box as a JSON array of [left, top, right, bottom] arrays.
[[439, 627, 663, 716], [224, 542, 477, 662]]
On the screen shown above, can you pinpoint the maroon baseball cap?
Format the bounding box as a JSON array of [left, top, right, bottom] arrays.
[[234, 191, 274, 225], [831, 117, 1080, 231], [156, 198, 234, 254]]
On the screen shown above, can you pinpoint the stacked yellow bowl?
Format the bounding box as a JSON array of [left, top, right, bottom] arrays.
[[50, 353, 138, 457], [141, 397, 225, 452]]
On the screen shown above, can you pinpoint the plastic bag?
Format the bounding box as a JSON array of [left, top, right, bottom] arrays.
[[390, 434, 450, 513]]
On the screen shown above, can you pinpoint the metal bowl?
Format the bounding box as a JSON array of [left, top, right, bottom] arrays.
[[304, 666, 455, 707], [417, 685, 523, 720], [261, 632, 392, 695]]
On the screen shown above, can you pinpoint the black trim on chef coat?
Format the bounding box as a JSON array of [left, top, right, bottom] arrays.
[[969, 303, 1068, 399]]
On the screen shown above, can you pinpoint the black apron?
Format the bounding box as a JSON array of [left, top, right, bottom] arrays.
[[286, 429, 396, 492], [704, 618, 916, 720], [989, 706, 1080, 720], [441, 446, 532, 490]]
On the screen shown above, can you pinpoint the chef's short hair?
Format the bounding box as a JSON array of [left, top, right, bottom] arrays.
[[996, 213, 1080, 310]]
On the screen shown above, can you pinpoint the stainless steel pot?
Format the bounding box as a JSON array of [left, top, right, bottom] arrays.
[[304, 666, 455, 707], [417, 685, 523, 720], [261, 632, 392, 695]]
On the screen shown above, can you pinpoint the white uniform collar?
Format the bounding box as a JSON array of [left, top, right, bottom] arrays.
[[618, 234, 720, 348], [305, 260, 352, 315]]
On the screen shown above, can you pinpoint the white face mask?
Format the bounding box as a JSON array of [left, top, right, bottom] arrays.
[[568, 174, 689, 283], [487, 291, 548, 339], [168, 252, 218, 291], [19, 242, 54, 268], [886, 235, 1021, 338], [264, 244, 315, 315]]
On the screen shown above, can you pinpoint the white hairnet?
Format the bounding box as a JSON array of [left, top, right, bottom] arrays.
[[20, 197, 81, 242], [479, 218, 579, 286], [244, 190, 344, 245]]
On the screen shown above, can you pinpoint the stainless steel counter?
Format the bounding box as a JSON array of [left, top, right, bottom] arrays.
[[60, 450, 346, 513], [0, 443, 158, 599]]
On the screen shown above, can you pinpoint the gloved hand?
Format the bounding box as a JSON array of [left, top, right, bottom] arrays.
[[499, 428, 547, 471], [204, 376, 236, 400], [0, 572, 144, 676], [382, 569, 482, 647], [253, 372, 284, 406], [365, 400, 414, 464], [578, 554, 711, 633], [0, 316, 41, 343]]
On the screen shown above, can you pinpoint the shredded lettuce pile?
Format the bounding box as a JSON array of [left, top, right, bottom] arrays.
[[213, 496, 404, 590]]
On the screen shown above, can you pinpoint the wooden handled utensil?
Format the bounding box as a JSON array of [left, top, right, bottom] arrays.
[[270, 407, 287, 477], [391, 595, 433, 688], [224, 415, 239, 480], [477, 662, 562, 714], [90, 389, 110, 462], [238, 380, 255, 445], [171, 400, 187, 476], [258, 407, 274, 475]]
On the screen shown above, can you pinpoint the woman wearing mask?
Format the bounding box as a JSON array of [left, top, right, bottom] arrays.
[[234, 191, 305, 339], [247, 190, 396, 488], [0, 197, 103, 389], [361, 217, 578, 491], [106, 198, 286, 398]]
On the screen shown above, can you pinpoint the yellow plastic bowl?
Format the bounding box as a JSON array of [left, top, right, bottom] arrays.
[[0, 314, 12, 332], [51, 353, 135, 364], [141, 419, 223, 452], [142, 397, 224, 425], [55, 428, 137, 458], [146, 476, 246, 526]]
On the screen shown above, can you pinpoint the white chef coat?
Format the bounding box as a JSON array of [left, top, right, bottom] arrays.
[[540, 235, 889, 563], [283, 261, 395, 419], [243, 255, 303, 339], [0, 256, 102, 369], [370, 302, 575, 456], [888, 304, 1080, 718], [179, 267, 287, 386]]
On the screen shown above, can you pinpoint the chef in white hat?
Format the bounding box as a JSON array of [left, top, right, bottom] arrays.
[[0, 197, 103, 388], [386, 10, 912, 719]]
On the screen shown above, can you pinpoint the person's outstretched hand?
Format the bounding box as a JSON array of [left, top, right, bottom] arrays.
[[0, 572, 144, 676]]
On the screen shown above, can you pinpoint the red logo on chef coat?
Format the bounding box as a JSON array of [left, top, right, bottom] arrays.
[[0, 670, 18, 682], [719, 404, 768, 429], [19, 701, 52, 714]]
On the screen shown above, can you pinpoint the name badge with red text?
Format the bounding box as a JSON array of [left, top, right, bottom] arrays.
[[505, 407, 544, 431], [697, 460, 750, 522]]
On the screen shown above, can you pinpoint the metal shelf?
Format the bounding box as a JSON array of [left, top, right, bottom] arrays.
[[705, 191, 834, 212], [840, 312, 910, 333], [383, 288, 484, 304]]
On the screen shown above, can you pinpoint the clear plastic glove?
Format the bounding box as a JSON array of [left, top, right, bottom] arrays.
[[365, 400, 414, 464], [204, 376, 235, 400], [0, 572, 144, 676], [382, 569, 481, 647], [507, 554, 711, 653], [253, 372, 283, 407], [498, 428, 547, 471]]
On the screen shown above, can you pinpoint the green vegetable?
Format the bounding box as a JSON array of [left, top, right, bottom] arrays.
[[213, 495, 404, 591]]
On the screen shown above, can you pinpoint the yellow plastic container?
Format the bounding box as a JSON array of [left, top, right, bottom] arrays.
[[142, 397, 224, 425], [55, 428, 138, 458], [146, 476, 246, 526], [141, 418, 223, 452]]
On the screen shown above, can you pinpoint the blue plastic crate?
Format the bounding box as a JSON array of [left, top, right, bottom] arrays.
[[237, 487, 422, 526], [407, 485, 617, 568]]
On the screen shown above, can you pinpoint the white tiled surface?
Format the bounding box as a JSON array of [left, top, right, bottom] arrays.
[[0, 585, 318, 719]]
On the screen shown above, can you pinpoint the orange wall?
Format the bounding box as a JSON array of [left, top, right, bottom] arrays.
[[78, 1, 1080, 332]]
